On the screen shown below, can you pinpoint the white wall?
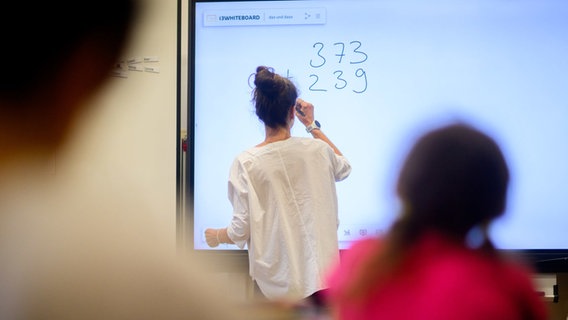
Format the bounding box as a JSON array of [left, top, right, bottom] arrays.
[[56, 0, 179, 248]]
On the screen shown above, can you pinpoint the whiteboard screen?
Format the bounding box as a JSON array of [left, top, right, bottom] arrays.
[[191, 0, 568, 251]]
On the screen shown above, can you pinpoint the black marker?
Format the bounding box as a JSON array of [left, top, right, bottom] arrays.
[[295, 103, 305, 116]]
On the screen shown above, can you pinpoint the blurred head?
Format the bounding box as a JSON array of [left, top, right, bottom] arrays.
[[252, 66, 298, 128], [0, 0, 137, 161], [396, 123, 509, 237], [338, 123, 511, 300]]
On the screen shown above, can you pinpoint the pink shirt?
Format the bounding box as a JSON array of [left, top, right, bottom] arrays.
[[326, 233, 548, 320]]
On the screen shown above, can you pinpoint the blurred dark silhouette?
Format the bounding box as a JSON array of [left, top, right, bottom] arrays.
[[326, 123, 548, 320], [0, 2, 262, 319]]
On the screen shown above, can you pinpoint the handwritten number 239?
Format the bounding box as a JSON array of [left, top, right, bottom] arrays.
[[309, 69, 367, 93]]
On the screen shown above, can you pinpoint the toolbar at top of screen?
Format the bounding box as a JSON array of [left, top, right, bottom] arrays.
[[202, 8, 326, 27]]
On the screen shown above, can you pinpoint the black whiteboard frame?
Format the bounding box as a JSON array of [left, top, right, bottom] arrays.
[[183, 0, 251, 266], [183, 0, 568, 273]]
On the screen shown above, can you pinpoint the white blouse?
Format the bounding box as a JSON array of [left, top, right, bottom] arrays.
[[226, 137, 351, 301]]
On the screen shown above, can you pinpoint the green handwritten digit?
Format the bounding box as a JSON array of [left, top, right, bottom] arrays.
[[310, 42, 326, 68], [309, 74, 327, 92], [350, 41, 368, 64], [333, 70, 347, 89], [333, 42, 346, 64], [353, 68, 367, 93]]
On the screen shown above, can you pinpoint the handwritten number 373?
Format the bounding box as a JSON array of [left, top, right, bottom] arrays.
[[309, 41, 368, 68]]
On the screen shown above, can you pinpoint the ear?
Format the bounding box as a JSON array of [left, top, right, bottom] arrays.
[[289, 105, 295, 119]]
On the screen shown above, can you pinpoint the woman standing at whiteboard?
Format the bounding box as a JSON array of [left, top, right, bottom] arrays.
[[205, 66, 351, 304]]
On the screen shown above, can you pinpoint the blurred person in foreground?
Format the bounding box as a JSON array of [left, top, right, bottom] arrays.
[[0, 2, 260, 319], [325, 123, 547, 320]]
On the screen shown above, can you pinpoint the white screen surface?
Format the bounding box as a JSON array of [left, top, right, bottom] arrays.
[[192, 0, 568, 250]]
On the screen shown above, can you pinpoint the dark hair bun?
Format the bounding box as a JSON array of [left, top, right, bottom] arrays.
[[254, 66, 281, 98]]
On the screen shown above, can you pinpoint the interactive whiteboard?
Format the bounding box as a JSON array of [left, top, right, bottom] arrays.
[[190, 0, 568, 254]]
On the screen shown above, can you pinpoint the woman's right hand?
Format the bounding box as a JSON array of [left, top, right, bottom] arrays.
[[295, 98, 315, 127]]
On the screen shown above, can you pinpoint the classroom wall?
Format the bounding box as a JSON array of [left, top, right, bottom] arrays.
[[56, 0, 179, 249]]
